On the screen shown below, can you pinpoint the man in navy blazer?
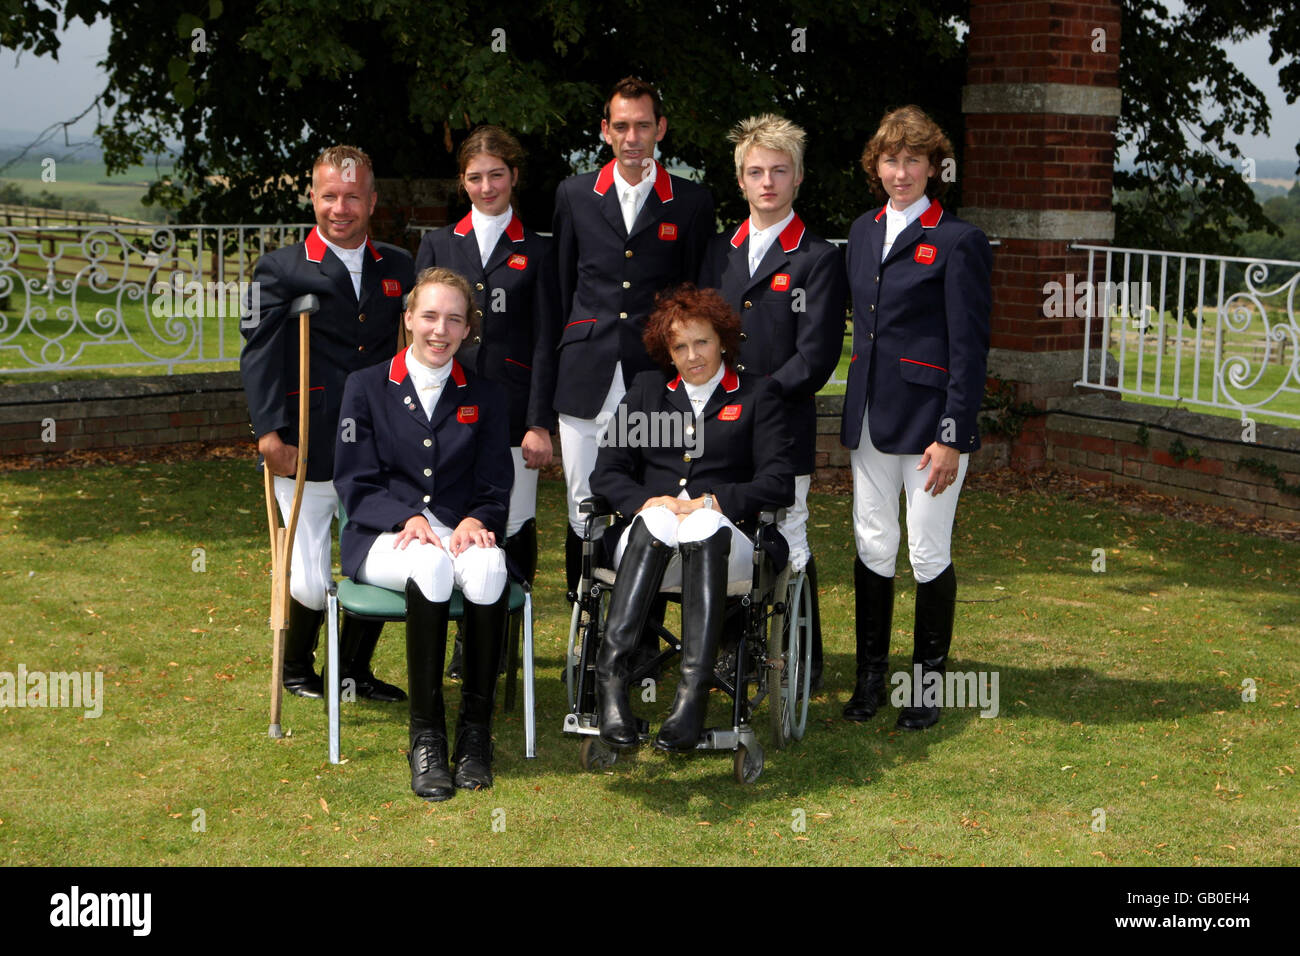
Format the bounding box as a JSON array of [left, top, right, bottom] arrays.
[[552, 76, 714, 591], [240, 145, 414, 703], [699, 114, 847, 689], [839, 106, 992, 731]]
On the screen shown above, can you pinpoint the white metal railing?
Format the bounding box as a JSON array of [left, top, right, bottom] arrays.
[[1073, 243, 1300, 423], [0, 223, 313, 375]]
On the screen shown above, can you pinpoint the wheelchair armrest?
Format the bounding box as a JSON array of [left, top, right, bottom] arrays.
[[757, 508, 787, 526], [579, 495, 614, 517]]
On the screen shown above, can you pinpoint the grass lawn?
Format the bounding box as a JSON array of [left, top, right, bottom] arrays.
[[0, 464, 1296, 866]]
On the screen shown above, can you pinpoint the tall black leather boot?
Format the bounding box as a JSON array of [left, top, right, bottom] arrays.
[[897, 564, 956, 730], [283, 598, 325, 699], [595, 520, 672, 749], [565, 524, 583, 595], [453, 587, 509, 790], [504, 518, 539, 585], [655, 527, 729, 753], [843, 558, 894, 721], [405, 579, 453, 801], [340, 617, 407, 702], [805, 555, 825, 692]]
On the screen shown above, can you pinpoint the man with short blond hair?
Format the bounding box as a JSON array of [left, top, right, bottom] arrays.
[[699, 113, 848, 689], [240, 144, 414, 702]]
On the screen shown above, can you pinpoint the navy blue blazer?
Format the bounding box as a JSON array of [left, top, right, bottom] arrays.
[[698, 213, 848, 474], [240, 227, 415, 481], [839, 201, 992, 455], [552, 160, 714, 418], [414, 211, 559, 444], [333, 351, 513, 580], [590, 366, 795, 569]]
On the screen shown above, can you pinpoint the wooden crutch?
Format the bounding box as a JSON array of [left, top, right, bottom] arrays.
[[265, 293, 320, 739]]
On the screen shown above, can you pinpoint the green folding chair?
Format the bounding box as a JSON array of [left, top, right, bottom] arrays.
[[324, 509, 536, 764]]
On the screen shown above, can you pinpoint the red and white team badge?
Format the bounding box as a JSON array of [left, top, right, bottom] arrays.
[[770, 273, 791, 292], [658, 223, 678, 241], [914, 244, 937, 265], [718, 404, 743, 421], [456, 406, 479, 424], [381, 279, 402, 297], [508, 254, 528, 270]]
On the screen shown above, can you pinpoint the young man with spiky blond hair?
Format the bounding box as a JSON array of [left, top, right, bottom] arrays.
[[699, 114, 848, 689]]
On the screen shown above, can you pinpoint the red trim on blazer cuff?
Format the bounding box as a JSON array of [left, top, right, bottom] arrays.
[[900, 357, 949, 373], [565, 318, 597, 329]]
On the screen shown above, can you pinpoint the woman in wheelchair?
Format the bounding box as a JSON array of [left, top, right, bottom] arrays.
[[334, 267, 513, 801], [589, 284, 795, 753]]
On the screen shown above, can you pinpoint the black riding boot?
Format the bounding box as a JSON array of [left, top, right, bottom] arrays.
[[453, 587, 509, 790], [340, 617, 407, 702], [843, 559, 894, 721], [805, 555, 825, 692], [565, 524, 584, 596], [405, 579, 453, 801], [504, 518, 539, 585], [595, 520, 671, 749], [655, 527, 729, 753], [283, 598, 325, 698], [897, 564, 956, 730]]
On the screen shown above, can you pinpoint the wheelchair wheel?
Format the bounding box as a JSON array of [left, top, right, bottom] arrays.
[[733, 744, 763, 784], [785, 571, 814, 742], [579, 736, 618, 771]]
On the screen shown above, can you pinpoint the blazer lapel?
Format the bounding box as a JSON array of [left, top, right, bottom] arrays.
[[428, 360, 471, 431], [319, 249, 356, 304], [662, 375, 694, 420], [389, 375, 432, 432], [747, 241, 791, 292], [699, 365, 742, 421], [599, 186, 628, 240], [883, 218, 924, 267], [720, 235, 752, 303]]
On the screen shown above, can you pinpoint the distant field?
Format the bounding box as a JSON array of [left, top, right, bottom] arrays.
[[0, 160, 172, 221]]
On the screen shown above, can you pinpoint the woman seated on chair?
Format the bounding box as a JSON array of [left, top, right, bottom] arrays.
[[334, 266, 513, 801], [589, 284, 795, 754]]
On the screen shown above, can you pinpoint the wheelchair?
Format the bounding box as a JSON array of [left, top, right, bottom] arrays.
[[561, 496, 813, 783]]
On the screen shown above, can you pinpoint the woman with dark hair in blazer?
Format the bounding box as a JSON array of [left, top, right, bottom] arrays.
[[334, 267, 513, 801], [839, 105, 992, 730], [589, 285, 794, 754], [414, 125, 557, 586]]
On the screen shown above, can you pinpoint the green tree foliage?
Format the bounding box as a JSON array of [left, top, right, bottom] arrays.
[[1116, 0, 1298, 252], [2, 0, 1298, 251]]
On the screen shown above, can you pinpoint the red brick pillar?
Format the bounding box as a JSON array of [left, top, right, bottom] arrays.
[[960, 0, 1122, 468]]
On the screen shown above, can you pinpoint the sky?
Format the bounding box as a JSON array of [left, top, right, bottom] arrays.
[[1, 14, 1297, 168]]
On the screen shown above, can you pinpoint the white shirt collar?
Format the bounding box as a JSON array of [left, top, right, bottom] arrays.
[[747, 209, 796, 275], [470, 205, 513, 265], [683, 361, 726, 415], [613, 161, 657, 203], [322, 235, 366, 297], [882, 195, 930, 261]]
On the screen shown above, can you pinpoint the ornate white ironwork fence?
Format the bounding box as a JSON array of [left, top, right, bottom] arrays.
[[0, 223, 312, 375], [1072, 244, 1300, 424]]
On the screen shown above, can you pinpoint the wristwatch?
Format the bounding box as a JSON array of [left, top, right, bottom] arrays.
[[703, 492, 714, 511]]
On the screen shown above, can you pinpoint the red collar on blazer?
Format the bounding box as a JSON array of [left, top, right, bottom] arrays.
[[305, 226, 384, 263], [593, 160, 675, 203], [729, 213, 805, 252], [388, 350, 468, 387], [872, 200, 944, 227], [666, 364, 741, 393], [451, 211, 526, 241]]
